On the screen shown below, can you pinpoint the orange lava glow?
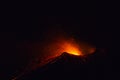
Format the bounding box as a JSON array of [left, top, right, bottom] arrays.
[[42, 38, 83, 59], [60, 40, 82, 56]]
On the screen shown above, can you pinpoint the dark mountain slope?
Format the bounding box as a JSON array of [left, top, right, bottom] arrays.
[[16, 50, 108, 80]]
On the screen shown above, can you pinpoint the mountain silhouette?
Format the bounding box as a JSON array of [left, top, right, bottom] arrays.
[[16, 51, 107, 80]]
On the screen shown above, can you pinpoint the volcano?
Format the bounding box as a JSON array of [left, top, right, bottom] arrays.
[[13, 51, 106, 80]]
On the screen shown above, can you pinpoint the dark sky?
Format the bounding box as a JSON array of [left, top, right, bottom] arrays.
[[14, 16, 106, 48]]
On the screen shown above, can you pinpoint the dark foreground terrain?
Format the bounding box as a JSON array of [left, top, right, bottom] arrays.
[[15, 49, 111, 80]]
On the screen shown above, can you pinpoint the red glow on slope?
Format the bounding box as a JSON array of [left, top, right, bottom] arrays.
[[12, 36, 96, 80]]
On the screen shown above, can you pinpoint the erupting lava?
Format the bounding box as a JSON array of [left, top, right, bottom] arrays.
[[60, 40, 81, 56], [41, 37, 83, 60]]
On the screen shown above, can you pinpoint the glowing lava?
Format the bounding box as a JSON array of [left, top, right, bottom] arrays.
[[61, 40, 81, 56]]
